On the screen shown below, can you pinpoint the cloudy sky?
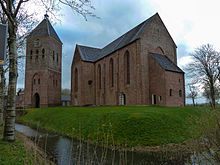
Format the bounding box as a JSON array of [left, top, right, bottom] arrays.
[[17, 0, 220, 103]]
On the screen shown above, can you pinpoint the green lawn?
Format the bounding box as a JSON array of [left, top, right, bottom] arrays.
[[19, 106, 216, 147], [0, 126, 32, 165]]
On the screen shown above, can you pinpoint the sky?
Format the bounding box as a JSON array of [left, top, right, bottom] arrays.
[[16, 0, 220, 104]]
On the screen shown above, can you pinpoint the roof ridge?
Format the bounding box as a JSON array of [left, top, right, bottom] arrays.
[[78, 44, 101, 50], [130, 14, 155, 42], [45, 18, 50, 36]]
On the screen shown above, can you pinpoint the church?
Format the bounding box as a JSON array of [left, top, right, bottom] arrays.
[[24, 13, 185, 108], [71, 13, 185, 106]]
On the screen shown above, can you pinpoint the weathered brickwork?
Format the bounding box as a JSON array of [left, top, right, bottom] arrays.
[[71, 13, 185, 106], [24, 17, 62, 108]]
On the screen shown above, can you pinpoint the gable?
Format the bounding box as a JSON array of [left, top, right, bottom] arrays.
[[73, 13, 176, 63], [139, 13, 177, 48], [72, 46, 82, 67], [74, 14, 156, 63]]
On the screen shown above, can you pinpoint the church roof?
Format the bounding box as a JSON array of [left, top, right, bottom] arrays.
[[29, 16, 62, 43], [150, 52, 184, 73], [77, 13, 156, 62], [77, 45, 102, 62]]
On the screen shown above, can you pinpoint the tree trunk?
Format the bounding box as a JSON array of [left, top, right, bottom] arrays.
[[192, 98, 195, 106], [210, 82, 216, 109], [3, 19, 18, 142], [0, 66, 5, 126]]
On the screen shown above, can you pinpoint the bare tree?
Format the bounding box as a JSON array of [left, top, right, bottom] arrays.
[[187, 84, 198, 106], [0, 67, 6, 126], [0, 0, 96, 142], [186, 44, 220, 109]]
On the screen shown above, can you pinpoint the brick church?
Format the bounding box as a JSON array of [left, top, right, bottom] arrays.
[[71, 13, 185, 106], [24, 14, 62, 108]]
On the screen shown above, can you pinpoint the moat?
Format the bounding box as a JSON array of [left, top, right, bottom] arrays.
[[15, 123, 214, 165]]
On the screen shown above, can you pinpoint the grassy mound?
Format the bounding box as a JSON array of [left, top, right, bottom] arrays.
[[19, 106, 215, 147]]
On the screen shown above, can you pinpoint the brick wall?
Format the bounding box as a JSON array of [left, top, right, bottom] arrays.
[[24, 35, 62, 108]]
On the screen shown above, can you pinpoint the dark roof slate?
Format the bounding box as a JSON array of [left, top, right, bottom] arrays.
[[29, 18, 62, 43], [78, 45, 102, 62], [77, 14, 155, 62], [150, 52, 184, 73]]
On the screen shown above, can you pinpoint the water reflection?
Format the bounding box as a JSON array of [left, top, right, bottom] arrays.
[[15, 123, 193, 165]]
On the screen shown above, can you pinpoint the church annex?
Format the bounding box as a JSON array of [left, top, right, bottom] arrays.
[[71, 13, 185, 106], [24, 15, 62, 108]]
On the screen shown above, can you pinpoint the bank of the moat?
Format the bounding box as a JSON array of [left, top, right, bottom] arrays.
[[16, 106, 219, 164]]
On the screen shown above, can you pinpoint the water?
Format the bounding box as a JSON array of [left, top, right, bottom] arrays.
[[15, 123, 213, 165]]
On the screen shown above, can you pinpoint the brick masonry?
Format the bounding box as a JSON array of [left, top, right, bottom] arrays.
[[24, 35, 62, 108], [71, 14, 185, 106]]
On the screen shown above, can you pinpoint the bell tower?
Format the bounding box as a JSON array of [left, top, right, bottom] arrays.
[[24, 15, 62, 108]]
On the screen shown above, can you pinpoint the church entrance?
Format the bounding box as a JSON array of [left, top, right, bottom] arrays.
[[119, 93, 126, 105], [34, 93, 40, 108]]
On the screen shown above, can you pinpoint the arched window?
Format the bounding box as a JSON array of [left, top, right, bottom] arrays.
[[155, 47, 164, 55], [170, 89, 172, 96], [98, 64, 101, 89], [30, 50, 33, 60], [179, 90, 182, 97], [109, 58, 114, 87], [36, 49, 39, 59], [42, 48, 45, 58], [124, 51, 130, 84], [74, 68, 78, 92], [53, 51, 55, 61]]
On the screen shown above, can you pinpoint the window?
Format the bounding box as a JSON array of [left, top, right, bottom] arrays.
[[56, 80, 57, 86], [152, 94, 156, 105], [109, 58, 114, 87], [30, 50, 33, 60], [34, 79, 36, 85], [74, 68, 78, 92], [179, 90, 182, 97], [124, 51, 130, 84], [38, 79, 40, 84], [179, 78, 181, 83], [36, 49, 39, 59], [98, 64, 101, 89], [53, 51, 55, 61], [34, 39, 40, 47], [88, 80, 92, 85], [155, 47, 164, 54], [170, 89, 172, 96], [42, 49, 45, 58], [53, 80, 55, 86], [159, 96, 162, 102]]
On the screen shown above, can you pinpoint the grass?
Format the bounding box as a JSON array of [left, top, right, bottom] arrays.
[[0, 126, 32, 165], [19, 106, 216, 148]]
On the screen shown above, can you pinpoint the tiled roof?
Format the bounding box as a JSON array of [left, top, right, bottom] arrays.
[[77, 45, 102, 62], [77, 14, 155, 62], [150, 52, 184, 73], [29, 17, 62, 43]]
